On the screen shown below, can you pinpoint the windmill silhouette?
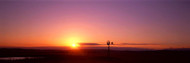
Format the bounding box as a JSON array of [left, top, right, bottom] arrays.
[[107, 40, 113, 57]]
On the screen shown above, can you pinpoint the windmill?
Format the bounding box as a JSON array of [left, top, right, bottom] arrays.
[[107, 40, 114, 57]]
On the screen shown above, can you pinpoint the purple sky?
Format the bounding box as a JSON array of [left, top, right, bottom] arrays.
[[0, 0, 190, 48]]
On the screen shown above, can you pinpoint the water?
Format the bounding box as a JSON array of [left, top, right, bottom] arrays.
[[0, 57, 42, 60]]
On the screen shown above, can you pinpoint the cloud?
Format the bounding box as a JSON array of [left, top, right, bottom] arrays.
[[79, 43, 101, 45], [120, 43, 159, 45], [78, 43, 159, 45]]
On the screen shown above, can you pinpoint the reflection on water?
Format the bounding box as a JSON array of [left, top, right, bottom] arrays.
[[0, 57, 42, 60]]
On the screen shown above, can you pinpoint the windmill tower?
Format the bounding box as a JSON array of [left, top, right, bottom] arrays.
[[107, 40, 114, 57]]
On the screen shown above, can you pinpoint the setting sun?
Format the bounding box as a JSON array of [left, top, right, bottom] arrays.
[[71, 43, 80, 48]]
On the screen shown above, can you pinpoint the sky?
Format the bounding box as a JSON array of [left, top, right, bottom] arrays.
[[0, 0, 190, 49]]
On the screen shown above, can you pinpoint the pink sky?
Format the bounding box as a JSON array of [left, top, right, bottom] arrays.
[[0, 0, 190, 49]]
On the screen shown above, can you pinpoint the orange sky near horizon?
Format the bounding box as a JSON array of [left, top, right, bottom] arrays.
[[1, 0, 190, 49]]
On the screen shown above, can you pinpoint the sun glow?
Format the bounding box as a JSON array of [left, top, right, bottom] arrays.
[[59, 36, 82, 48], [71, 43, 80, 48]]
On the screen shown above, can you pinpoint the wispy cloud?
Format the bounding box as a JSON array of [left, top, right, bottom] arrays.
[[120, 43, 159, 45], [79, 43, 101, 45], [79, 43, 159, 45]]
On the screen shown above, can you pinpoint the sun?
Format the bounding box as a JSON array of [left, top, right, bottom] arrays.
[[63, 37, 81, 49], [71, 43, 80, 48], [72, 44, 77, 47]]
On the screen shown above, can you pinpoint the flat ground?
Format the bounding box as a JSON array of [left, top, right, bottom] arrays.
[[0, 48, 189, 63]]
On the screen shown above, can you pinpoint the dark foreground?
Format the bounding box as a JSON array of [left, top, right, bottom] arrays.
[[0, 48, 189, 63]]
